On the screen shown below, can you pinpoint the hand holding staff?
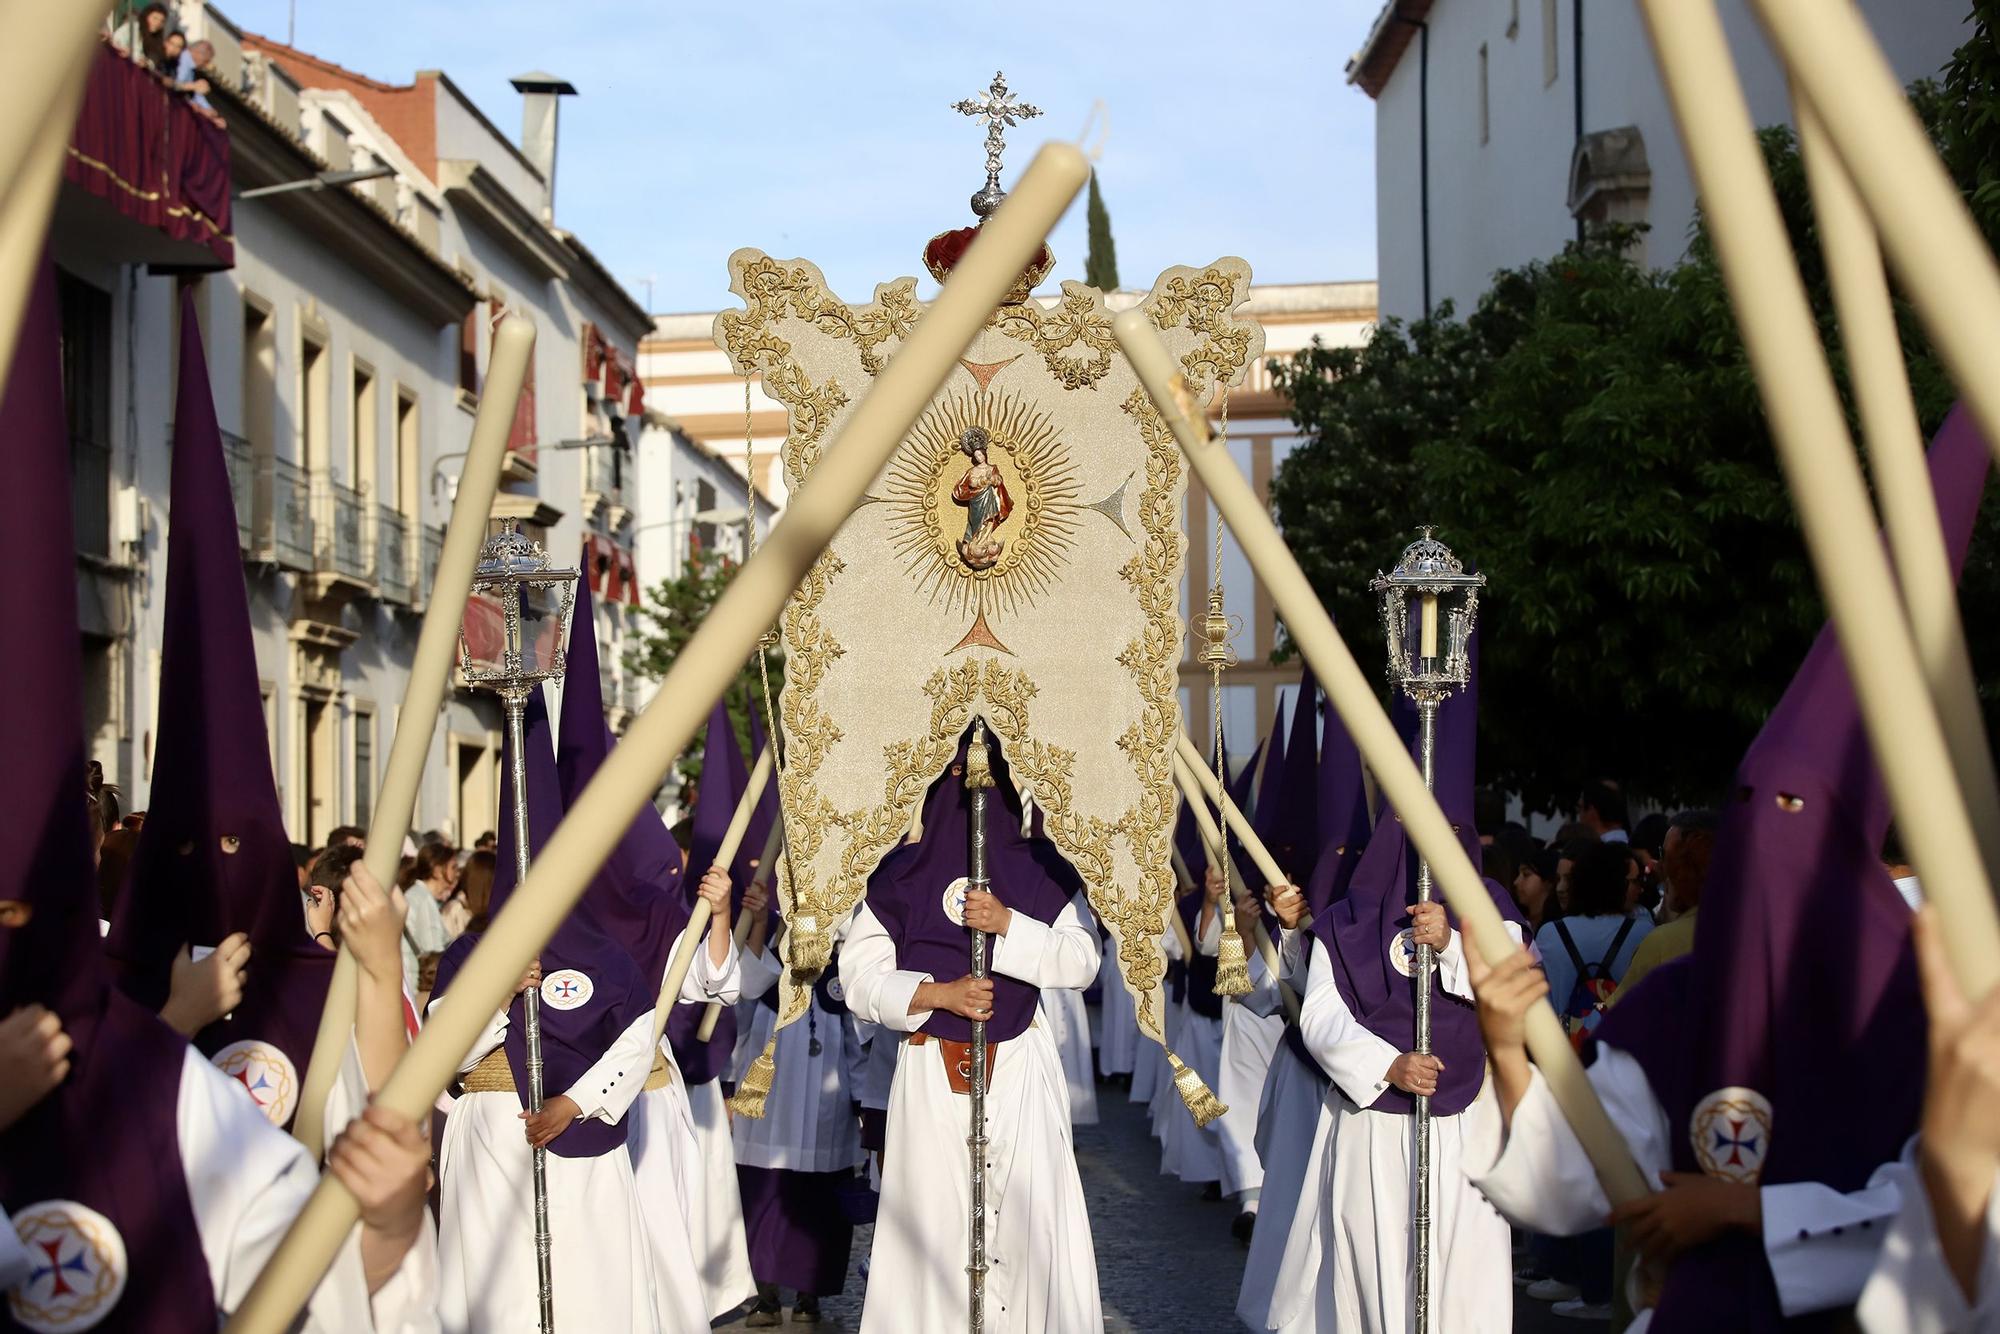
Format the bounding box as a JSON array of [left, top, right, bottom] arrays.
[[220, 140, 1089, 1334], [653, 746, 772, 1049], [1170, 751, 1299, 1023], [1115, 308, 1651, 1206], [696, 815, 784, 1041]]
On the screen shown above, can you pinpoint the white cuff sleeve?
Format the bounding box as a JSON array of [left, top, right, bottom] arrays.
[[1857, 1156, 2000, 1333], [1463, 1065, 1614, 1235], [1763, 1167, 1904, 1316]]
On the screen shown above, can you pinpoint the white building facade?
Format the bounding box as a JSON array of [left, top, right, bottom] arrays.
[[1352, 0, 1971, 324], [64, 3, 651, 847]]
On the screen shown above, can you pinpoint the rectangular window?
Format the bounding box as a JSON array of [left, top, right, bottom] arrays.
[[300, 330, 329, 470], [458, 305, 480, 397], [57, 270, 112, 557], [353, 707, 374, 828], [350, 361, 376, 491], [1544, 0, 1560, 86], [242, 297, 275, 463], [394, 388, 419, 520], [1479, 44, 1491, 146]]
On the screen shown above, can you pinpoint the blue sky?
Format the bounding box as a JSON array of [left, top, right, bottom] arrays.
[[218, 0, 1385, 313]]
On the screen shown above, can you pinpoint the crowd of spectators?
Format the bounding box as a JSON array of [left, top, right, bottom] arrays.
[[105, 2, 226, 129]]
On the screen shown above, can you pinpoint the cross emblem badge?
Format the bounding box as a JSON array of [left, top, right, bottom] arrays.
[[9, 1199, 127, 1331], [1690, 1086, 1774, 1185]]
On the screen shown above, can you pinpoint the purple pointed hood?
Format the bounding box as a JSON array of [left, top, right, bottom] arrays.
[[1251, 701, 1288, 850], [0, 266, 214, 1327], [1305, 677, 1374, 920], [106, 292, 331, 1111], [555, 572, 689, 995], [665, 699, 749, 1083], [736, 712, 781, 889], [1596, 406, 1991, 1330], [1269, 663, 1323, 883], [865, 730, 1082, 1043], [1315, 631, 1521, 1116], [435, 691, 649, 1157]]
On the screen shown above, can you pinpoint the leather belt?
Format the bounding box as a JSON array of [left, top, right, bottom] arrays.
[[908, 1031, 999, 1096]]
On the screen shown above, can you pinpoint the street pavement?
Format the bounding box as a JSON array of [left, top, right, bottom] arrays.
[[715, 1066, 1596, 1331]]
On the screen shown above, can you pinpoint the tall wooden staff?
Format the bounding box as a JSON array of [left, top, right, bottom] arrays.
[[1112, 309, 1652, 1206], [292, 317, 533, 1156], [221, 141, 1089, 1334]]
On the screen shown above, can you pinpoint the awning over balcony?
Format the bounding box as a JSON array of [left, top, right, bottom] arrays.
[[63, 45, 233, 269]]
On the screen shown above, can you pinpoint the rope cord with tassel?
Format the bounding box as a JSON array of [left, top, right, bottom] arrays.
[[1202, 384, 1251, 997]]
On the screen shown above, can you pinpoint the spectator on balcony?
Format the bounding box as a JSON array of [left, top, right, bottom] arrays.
[[109, 2, 168, 65]]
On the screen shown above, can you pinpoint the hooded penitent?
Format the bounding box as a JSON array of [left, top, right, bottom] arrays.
[[865, 729, 1084, 1044], [554, 573, 690, 998], [105, 289, 330, 1128], [1313, 632, 1522, 1117], [433, 693, 648, 1158], [1594, 406, 1991, 1331], [664, 699, 748, 1086], [1304, 677, 1374, 924], [1270, 663, 1324, 884], [736, 712, 780, 890], [0, 267, 214, 1329]]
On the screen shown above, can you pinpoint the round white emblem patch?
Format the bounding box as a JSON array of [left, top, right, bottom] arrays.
[[1388, 927, 1433, 979], [1690, 1086, 1774, 1185], [8, 1200, 127, 1333], [824, 977, 846, 1003], [942, 877, 971, 928], [541, 969, 593, 1011], [211, 1039, 299, 1126]]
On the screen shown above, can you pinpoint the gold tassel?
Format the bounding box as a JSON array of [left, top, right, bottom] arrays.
[[787, 922, 833, 976], [1168, 1048, 1228, 1127], [1213, 920, 1252, 996], [727, 1037, 778, 1118]]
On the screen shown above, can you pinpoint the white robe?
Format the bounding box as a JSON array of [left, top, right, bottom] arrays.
[[1467, 1039, 1918, 1330], [1161, 910, 1226, 1184], [624, 928, 749, 1328], [1096, 934, 1139, 1077], [1273, 928, 1516, 1333], [1041, 891, 1099, 1125], [0, 1041, 441, 1331], [1239, 928, 1332, 1331], [842, 899, 1103, 1334], [432, 998, 658, 1334], [733, 942, 866, 1174], [1218, 934, 1285, 1198], [1858, 1151, 2000, 1332]]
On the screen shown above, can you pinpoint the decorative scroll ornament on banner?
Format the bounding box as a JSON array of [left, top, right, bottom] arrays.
[[714, 73, 1263, 1124]]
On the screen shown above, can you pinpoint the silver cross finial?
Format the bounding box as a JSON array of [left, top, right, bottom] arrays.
[[952, 71, 1042, 218]]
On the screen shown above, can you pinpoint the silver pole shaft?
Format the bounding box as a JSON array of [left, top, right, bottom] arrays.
[[966, 775, 990, 1334], [505, 692, 556, 1334], [1412, 695, 1438, 1334]]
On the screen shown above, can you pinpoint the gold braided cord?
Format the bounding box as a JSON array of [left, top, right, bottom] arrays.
[[1206, 384, 1250, 995]]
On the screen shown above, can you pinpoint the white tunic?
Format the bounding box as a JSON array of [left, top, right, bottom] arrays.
[[1095, 935, 1139, 1077], [36, 1041, 441, 1331], [1217, 934, 1285, 1197], [734, 941, 865, 1174], [432, 997, 659, 1334], [842, 900, 1103, 1334], [1858, 1152, 2000, 1332], [1272, 929, 1516, 1333], [1239, 929, 1332, 1331], [1161, 910, 1226, 1184], [1041, 891, 1099, 1125], [1465, 1038, 1911, 1328], [624, 929, 749, 1329]]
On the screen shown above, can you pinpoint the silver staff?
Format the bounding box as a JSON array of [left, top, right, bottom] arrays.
[[459, 519, 578, 1334], [1370, 529, 1482, 1334], [963, 722, 995, 1332]]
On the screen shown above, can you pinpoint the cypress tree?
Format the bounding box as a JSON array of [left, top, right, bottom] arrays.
[[1084, 170, 1120, 291]]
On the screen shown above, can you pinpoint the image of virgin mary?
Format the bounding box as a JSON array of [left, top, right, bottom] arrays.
[[951, 425, 1013, 571]]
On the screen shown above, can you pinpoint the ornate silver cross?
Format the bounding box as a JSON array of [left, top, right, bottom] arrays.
[[952, 71, 1043, 217]]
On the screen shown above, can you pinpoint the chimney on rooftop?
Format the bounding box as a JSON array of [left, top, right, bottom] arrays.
[[510, 71, 577, 224]]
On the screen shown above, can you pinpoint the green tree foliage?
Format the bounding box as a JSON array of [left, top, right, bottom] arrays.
[[1084, 170, 1120, 292], [624, 538, 783, 791], [1271, 120, 2000, 813]]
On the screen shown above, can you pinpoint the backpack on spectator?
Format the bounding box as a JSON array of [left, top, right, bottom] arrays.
[[1553, 915, 1637, 1051]]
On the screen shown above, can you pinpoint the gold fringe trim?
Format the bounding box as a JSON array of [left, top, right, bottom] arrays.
[[728, 1037, 778, 1118], [1167, 1049, 1227, 1127], [1213, 922, 1253, 996], [787, 925, 833, 976]]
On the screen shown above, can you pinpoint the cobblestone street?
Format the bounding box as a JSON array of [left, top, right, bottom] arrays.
[[716, 1065, 1589, 1331]]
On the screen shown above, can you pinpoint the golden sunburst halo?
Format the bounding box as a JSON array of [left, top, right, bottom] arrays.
[[884, 387, 1080, 624]]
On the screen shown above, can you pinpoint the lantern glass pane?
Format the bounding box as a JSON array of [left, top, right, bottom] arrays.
[[459, 589, 511, 679], [517, 580, 570, 678]]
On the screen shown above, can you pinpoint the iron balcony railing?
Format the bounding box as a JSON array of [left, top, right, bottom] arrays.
[[375, 504, 413, 604], [220, 430, 254, 551], [261, 454, 314, 571], [416, 523, 444, 610], [311, 473, 372, 584]]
